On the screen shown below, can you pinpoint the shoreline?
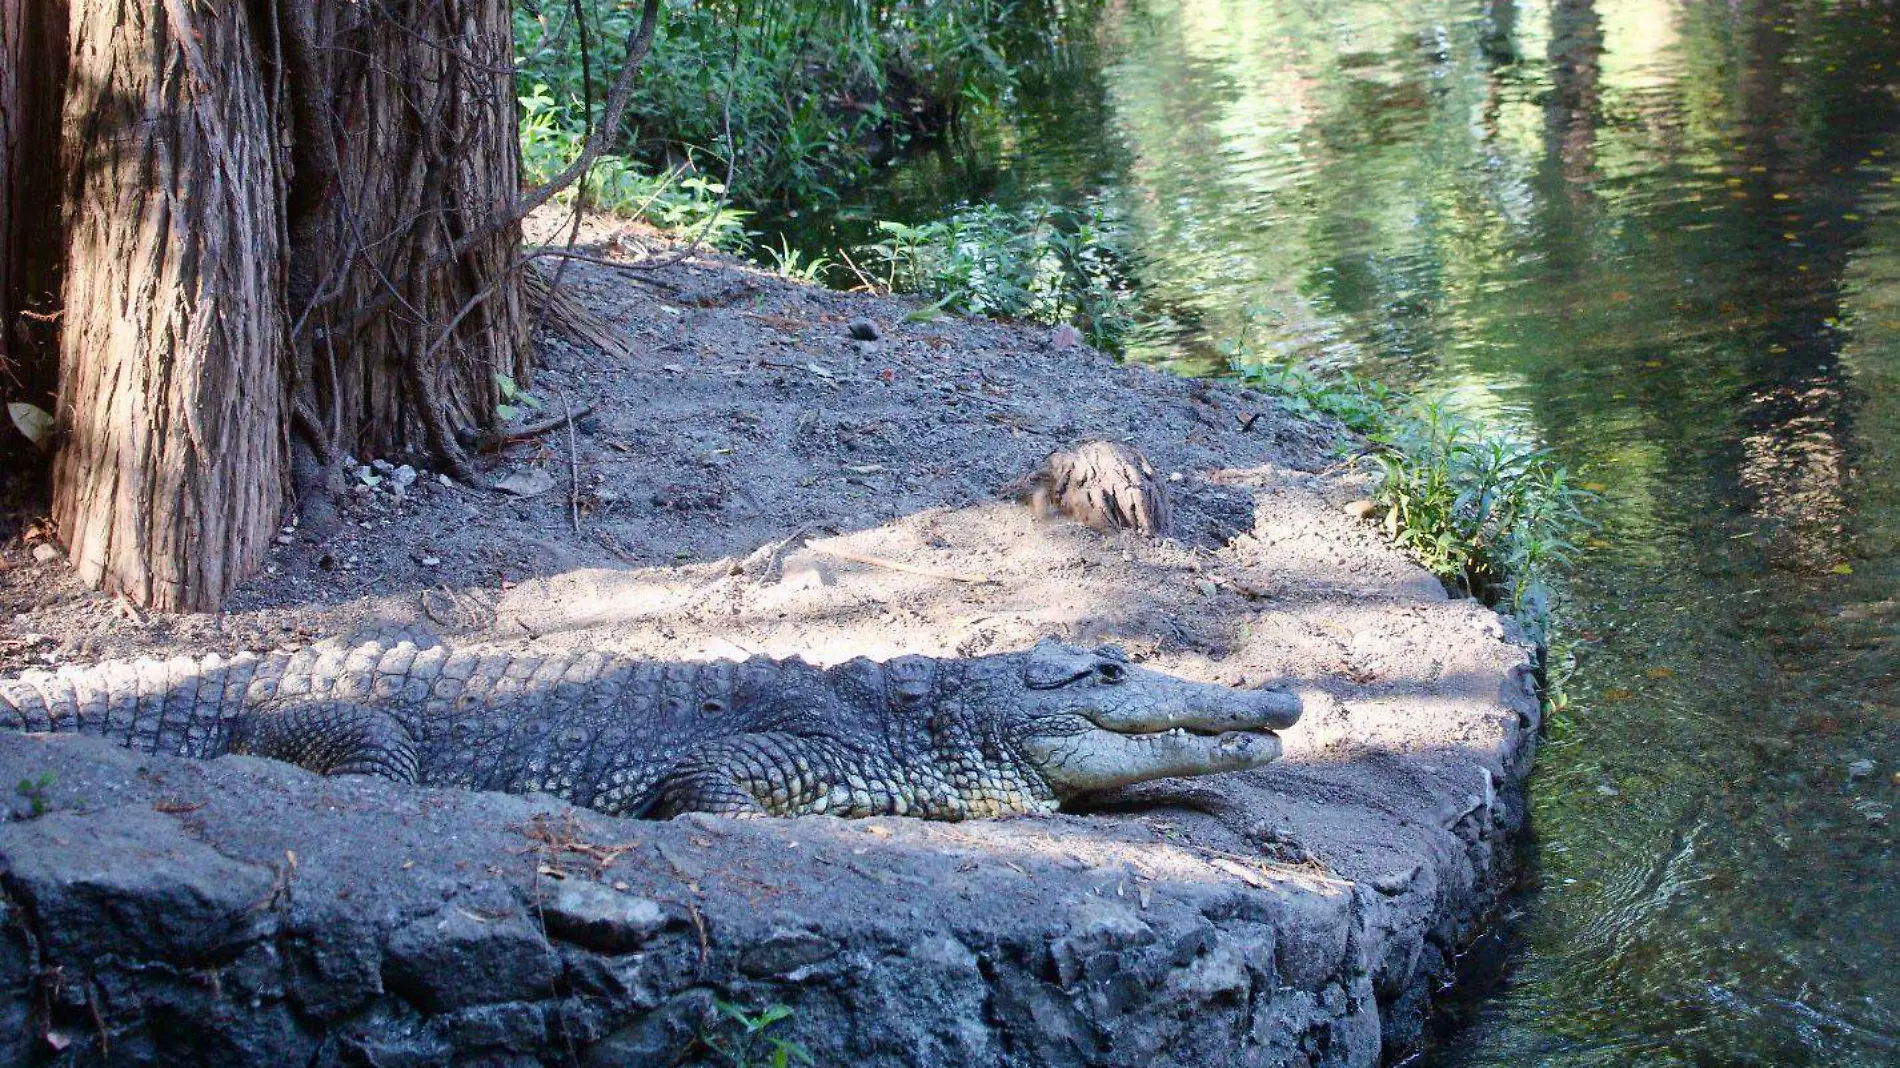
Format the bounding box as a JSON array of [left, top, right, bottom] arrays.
[[0, 223, 1539, 1065]]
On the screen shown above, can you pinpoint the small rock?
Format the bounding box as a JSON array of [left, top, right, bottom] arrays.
[[855, 340, 880, 357], [438, 473, 455, 487], [31, 543, 63, 564], [540, 880, 666, 953], [494, 468, 556, 498], [274, 533, 294, 546], [391, 464, 418, 488], [384, 903, 559, 1013], [847, 317, 882, 341], [371, 458, 394, 473], [738, 929, 839, 977], [1050, 324, 1083, 349], [1596, 784, 1620, 797], [1344, 499, 1379, 521], [1848, 758, 1876, 780]]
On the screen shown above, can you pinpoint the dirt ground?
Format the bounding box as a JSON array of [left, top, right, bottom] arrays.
[[0, 213, 1418, 677], [0, 216, 1542, 1059]]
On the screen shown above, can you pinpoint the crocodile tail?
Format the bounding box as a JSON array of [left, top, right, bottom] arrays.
[[0, 650, 285, 759]]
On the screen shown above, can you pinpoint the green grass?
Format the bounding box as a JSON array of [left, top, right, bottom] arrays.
[[858, 198, 1138, 350], [1224, 312, 1593, 645]]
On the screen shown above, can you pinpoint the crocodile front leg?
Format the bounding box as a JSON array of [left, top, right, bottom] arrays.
[[653, 733, 955, 819]]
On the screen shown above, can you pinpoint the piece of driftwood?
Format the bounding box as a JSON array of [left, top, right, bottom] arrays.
[[520, 262, 640, 363], [1006, 439, 1173, 538]]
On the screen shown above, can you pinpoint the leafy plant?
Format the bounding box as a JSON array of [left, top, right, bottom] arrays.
[[15, 771, 54, 817], [763, 235, 835, 283], [859, 197, 1139, 350], [701, 1000, 814, 1068], [493, 373, 545, 424], [1225, 312, 1593, 644], [1367, 402, 1592, 643]]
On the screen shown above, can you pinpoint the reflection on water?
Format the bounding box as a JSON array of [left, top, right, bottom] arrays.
[[767, 0, 1900, 1062]]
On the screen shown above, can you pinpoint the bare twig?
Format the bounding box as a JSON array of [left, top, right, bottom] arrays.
[[519, 248, 678, 288], [806, 543, 998, 585], [738, 523, 821, 585], [593, 530, 642, 567], [562, 392, 582, 535], [476, 401, 598, 453], [834, 246, 882, 294]]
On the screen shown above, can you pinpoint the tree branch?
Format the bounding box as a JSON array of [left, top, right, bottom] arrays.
[[341, 0, 662, 335]]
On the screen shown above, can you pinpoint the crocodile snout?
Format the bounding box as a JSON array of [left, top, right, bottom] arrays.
[[1087, 667, 1303, 737]]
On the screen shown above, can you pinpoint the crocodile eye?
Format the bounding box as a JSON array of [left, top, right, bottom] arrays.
[[1096, 662, 1126, 684]]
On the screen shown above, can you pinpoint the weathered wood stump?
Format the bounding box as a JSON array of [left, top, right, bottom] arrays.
[[1009, 439, 1173, 537]]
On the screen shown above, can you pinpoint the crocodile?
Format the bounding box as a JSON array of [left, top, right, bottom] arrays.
[[0, 637, 1300, 819]]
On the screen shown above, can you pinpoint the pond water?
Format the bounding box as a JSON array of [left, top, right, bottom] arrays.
[[764, 0, 1900, 1062]]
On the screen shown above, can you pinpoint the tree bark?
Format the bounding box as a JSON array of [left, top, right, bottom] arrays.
[[0, 0, 66, 419], [52, 0, 288, 611], [285, 0, 528, 474]]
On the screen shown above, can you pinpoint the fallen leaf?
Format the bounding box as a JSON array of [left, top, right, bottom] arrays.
[[1831, 563, 1855, 575], [1603, 687, 1636, 701], [6, 402, 53, 447], [1645, 667, 1675, 680]]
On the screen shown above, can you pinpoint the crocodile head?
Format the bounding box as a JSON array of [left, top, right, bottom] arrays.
[[968, 639, 1302, 808]]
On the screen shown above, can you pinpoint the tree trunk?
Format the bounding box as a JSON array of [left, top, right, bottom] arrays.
[[285, 0, 528, 474], [0, 0, 66, 420], [52, 0, 288, 611]]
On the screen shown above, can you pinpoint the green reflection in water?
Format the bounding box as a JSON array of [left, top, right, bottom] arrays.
[[765, 0, 1900, 1063]]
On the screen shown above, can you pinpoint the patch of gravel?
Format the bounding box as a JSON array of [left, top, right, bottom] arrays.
[[0, 221, 1537, 1065]]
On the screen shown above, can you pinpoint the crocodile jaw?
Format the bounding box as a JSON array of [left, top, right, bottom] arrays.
[[1021, 724, 1285, 797]]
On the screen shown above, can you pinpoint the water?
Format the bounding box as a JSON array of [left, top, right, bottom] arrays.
[[764, 0, 1900, 1062]]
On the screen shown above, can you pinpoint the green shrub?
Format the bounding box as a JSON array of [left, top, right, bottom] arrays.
[[1225, 314, 1592, 643], [518, 85, 751, 249], [859, 198, 1138, 350], [1367, 402, 1592, 642], [514, 0, 1095, 210]]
